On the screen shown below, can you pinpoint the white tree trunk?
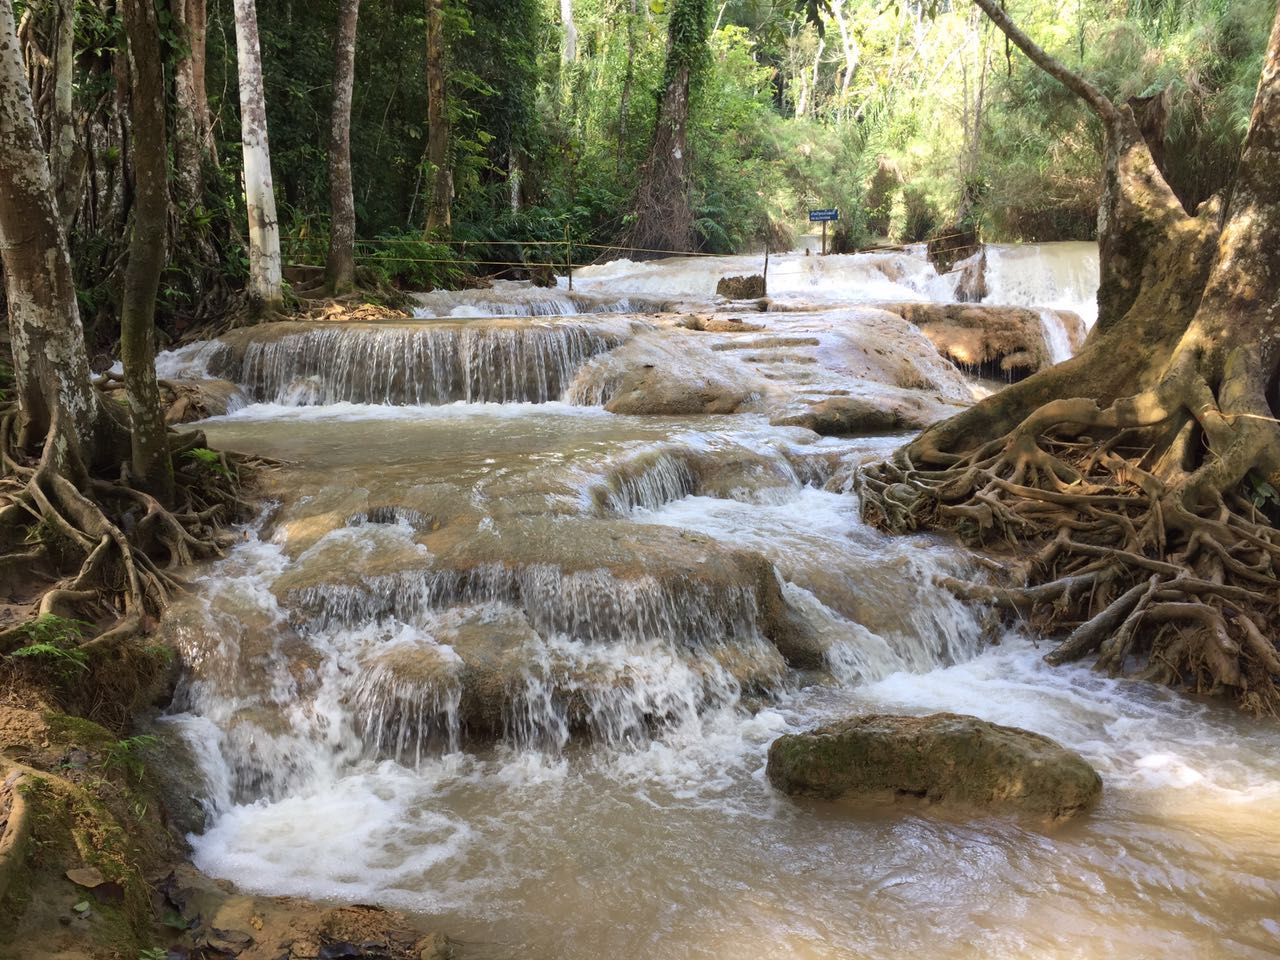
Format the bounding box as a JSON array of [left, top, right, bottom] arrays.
[[832, 0, 858, 104], [807, 34, 825, 117], [233, 0, 282, 308], [560, 0, 577, 64]]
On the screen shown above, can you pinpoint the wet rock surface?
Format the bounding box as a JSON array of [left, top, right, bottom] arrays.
[[716, 274, 767, 299], [766, 712, 1103, 819], [149, 866, 453, 960], [882, 301, 1085, 376]]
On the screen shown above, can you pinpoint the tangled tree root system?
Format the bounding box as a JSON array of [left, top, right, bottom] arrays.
[[857, 408, 1280, 714]]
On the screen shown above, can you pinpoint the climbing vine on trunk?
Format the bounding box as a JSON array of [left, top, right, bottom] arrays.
[[629, 0, 711, 254]]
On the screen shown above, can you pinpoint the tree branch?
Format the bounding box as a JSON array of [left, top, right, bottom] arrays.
[[971, 0, 1117, 126]]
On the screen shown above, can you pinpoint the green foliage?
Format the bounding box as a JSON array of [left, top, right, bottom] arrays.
[[7, 616, 92, 680], [364, 234, 468, 289], [101, 735, 160, 784], [183, 447, 231, 479], [174, 0, 1273, 294], [664, 0, 713, 91]]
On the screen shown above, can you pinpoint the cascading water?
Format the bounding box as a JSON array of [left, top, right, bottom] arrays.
[[1037, 307, 1075, 364], [158, 246, 1277, 960], [569, 250, 959, 302], [413, 282, 673, 319], [212, 319, 632, 405], [984, 241, 1100, 328]]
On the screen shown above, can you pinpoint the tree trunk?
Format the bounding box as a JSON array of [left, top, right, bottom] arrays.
[[172, 0, 215, 209], [49, 0, 79, 226], [806, 33, 825, 118], [618, 0, 637, 172], [629, 0, 710, 254], [425, 0, 451, 235], [857, 1, 1280, 712], [0, 0, 99, 478], [120, 0, 175, 503], [560, 0, 578, 64], [233, 0, 283, 308], [832, 0, 857, 107], [325, 0, 360, 294]]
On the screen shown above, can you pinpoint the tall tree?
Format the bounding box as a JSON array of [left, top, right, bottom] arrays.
[[859, 0, 1280, 709], [172, 0, 216, 209], [618, 0, 638, 172], [0, 0, 99, 478], [233, 0, 283, 308], [120, 0, 175, 502], [629, 0, 712, 254], [1, 0, 241, 655], [561, 0, 578, 64], [325, 0, 361, 293], [425, 0, 451, 234]]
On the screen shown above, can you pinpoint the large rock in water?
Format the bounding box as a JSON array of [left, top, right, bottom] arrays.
[[717, 274, 766, 299], [767, 712, 1102, 820]]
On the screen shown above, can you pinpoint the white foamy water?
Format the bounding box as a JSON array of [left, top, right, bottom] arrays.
[[1037, 307, 1075, 365], [186, 633, 1280, 960], [569, 250, 958, 302], [985, 242, 1100, 329], [159, 246, 1280, 960]]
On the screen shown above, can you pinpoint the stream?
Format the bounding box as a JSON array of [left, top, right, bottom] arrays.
[[157, 244, 1280, 960]]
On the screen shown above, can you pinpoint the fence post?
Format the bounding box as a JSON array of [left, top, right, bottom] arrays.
[[565, 224, 573, 291]]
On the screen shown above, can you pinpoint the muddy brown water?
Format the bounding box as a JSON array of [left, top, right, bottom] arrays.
[[159, 248, 1278, 960]]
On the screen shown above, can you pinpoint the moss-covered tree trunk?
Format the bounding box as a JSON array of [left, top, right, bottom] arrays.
[[425, 0, 451, 235], [629, 0, 710, 254], [858, 0, 1280, 712], [325, 0, 359, 293], [1, 0, 245, 657], [120, 0, 175, 503]]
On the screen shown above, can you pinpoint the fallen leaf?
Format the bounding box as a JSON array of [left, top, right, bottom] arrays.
[[66, 867, 105, 888]]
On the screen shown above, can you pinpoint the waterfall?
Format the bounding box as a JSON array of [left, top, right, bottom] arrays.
[[1037, 308, 1074, 365], [212, 320, 631, 406], [984, 242, 1100, 328], [413, 285, 673, 319]]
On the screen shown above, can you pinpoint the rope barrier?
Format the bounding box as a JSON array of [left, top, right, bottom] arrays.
[[281, 230, 978, 272]]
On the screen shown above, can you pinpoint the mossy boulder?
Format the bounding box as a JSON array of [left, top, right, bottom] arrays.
[[766, 712, 1102, 820]]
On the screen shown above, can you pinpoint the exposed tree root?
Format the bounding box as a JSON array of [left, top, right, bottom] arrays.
[[856, 388, 1280, 715], [0, 407, 272, 666]]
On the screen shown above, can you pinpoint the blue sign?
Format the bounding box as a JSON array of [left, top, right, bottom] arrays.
[[809, 208, 840, 222]]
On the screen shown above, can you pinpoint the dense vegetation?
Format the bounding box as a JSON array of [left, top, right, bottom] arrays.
[[10, 0, 1275, 334]]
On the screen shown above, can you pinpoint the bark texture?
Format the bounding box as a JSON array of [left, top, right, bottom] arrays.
[[425, 0, 451, 234], [172, 0, 215, 209], [325, 0, 360, 294], [233, 0, 283, 308], [629, 0, 710, 255], [857, 1, 1280, 712], [0, 0, 253, 675], [120, 0, 175, 503], [0, 0, 98, 476]]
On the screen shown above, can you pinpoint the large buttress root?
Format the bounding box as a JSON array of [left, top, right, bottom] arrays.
[[857, 357, 1280, 713], [858, 1, 1280, 712]]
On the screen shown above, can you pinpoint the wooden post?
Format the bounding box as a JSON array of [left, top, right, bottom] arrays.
[[763, 219, 770, 296], [566, 223, 573, 290], [821, 219, 827, 256]]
